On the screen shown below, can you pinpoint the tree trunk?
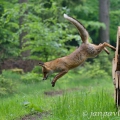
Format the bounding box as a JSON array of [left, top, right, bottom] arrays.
[[99, 0, 110, 43], [19, 0, 30, 57]]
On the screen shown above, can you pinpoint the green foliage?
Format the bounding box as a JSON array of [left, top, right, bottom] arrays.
[[20, 0, 79, 61], [78, 62, 109, 79], [0, 70, 22, 96], [32, 66, 42, 73], [0, 2, 20, 62], [110, 0, 120, 43], [23, 101, 44, 113], [21, 72, 41, 83], [0, 75, 16, 95]]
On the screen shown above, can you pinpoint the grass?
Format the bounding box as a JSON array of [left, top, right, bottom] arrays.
[[49, 90, 118, 120], [0, 70, 119, 120]]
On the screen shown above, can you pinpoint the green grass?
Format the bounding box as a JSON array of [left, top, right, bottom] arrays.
[[0, 70, 119, 120], [49, 90, 118, 120]]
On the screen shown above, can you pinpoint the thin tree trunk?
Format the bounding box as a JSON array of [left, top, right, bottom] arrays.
[[19, 0, 30, 57], [99, 0, 110, 43]]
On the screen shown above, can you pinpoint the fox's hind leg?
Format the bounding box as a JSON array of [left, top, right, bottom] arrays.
[[103, 42, 116, 51]]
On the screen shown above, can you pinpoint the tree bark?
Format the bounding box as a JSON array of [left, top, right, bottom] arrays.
[[99, 0, 110, 43]]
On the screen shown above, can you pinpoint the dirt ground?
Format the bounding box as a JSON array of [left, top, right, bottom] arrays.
[[44, 88, 79, 96], [20, 112, 49, 120]]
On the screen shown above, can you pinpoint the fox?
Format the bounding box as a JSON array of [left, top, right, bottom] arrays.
[[39, 14, 116, 87]]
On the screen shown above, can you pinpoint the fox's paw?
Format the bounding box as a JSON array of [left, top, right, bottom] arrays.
[[51, 81, 55, 87], [42, 76, 48, 80]]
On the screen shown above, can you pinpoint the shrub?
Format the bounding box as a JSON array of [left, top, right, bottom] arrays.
[[32, 66, 42, 74], [78, 60, 110, 79], [2, 70, 21, 81], [0, 75, 17, 95], [21, 72, 41, 83]]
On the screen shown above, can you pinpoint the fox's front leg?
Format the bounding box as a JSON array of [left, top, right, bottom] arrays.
[[51, 70, 68, 87], [43, 72, 48, 80]]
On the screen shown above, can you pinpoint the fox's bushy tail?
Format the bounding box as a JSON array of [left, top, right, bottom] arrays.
[[64, 14, 89, 43]]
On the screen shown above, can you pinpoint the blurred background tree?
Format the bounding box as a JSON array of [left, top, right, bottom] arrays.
[[99, 0, 110, 43]]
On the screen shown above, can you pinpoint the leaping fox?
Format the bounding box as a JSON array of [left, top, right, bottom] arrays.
[[39, 14, 116, 87]]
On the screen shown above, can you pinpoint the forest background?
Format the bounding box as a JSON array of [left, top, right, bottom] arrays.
[[0, 0, 120, 69], [0, 0, 120, 119]]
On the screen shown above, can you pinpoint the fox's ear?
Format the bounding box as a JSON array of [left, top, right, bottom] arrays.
[[39, 62, 47, 69], [39, 61, 44, 67]]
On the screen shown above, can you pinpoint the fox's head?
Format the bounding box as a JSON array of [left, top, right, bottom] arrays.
[[39, 62, 51, 80]]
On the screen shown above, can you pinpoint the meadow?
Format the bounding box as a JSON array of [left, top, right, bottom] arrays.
[[0, 65, 120, 120]]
